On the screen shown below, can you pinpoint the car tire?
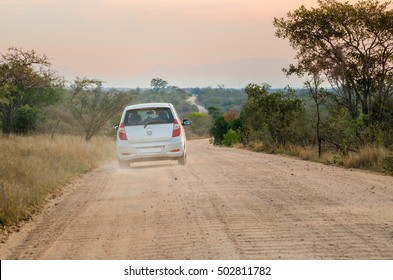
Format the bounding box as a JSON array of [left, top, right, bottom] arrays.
[[178, 152, 186, 165], [118, 160, 130, 169]]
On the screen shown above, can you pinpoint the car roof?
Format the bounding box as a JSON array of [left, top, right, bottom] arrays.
[[124, 103, 173, 111]]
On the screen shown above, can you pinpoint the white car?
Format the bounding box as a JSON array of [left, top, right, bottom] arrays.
[[116, 103, 191, 168]]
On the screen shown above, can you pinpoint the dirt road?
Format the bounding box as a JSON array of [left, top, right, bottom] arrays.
[[1, 139, 393, 259], [186, 96, 208, 114]]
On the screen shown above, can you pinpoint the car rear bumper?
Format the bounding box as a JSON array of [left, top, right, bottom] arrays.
[[117, 137, 185, 162]]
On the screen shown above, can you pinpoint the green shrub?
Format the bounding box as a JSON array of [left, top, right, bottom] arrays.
[[383, 155, 393, 174], [14, 105, 40, 135], [209, 116, 229, 145], [222, 129, 241, 147]]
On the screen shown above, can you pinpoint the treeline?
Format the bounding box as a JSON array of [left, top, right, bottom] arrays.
[[208, 82, 393, 173], [0, 50, 198, 140], [0, 47, 129, 140]]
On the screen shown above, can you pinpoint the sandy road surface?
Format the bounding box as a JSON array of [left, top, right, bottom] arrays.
[[186, 96, 208, 114], [1, 139, 393, 259]]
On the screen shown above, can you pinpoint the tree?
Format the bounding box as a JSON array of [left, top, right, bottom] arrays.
[[224, 109, 239, 124], [209, 115, 229, 145], [14, 105, 40, 135], [69, 77, 132, 141], [240, 84, 304, 146], [304, 73, 329, 156], [0, 47, 64, 135], [274, 0, 393, 144], [150, 78, 168, 93], [207, 106, 221, 119]]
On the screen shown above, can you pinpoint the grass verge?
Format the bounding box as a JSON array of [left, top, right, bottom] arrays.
[[0, 135, 116, 228], [245, 142, 393, 174]]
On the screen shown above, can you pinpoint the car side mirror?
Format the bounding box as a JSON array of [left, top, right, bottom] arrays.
[[113, 124, 119, 130], [182, 119, 191, 126]]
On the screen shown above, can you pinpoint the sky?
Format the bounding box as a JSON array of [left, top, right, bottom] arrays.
[[0, 0, 361, 89]]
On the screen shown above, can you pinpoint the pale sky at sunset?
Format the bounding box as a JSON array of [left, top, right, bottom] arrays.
[[0, 0, 361, 88]]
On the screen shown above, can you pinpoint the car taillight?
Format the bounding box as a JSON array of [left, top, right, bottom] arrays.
[[172, 119, 181, 137], [118, 122, 128, 140]]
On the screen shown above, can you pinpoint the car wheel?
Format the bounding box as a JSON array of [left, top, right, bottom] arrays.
[[118, 160, 130, 168], [178, 152, 186, 165]]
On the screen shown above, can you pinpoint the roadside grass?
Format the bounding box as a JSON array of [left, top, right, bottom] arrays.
[[245, 142, 393, 174], [0, 135, 116, 228], [340, 146, 391, 170]]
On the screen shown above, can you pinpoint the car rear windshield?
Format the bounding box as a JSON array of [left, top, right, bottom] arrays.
[[124, 107, 174, 126]]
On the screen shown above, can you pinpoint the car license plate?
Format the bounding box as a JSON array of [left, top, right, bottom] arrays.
[[139, 147, 163, 154]]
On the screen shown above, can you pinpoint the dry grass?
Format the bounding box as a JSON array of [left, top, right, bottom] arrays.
[[247, 142, 392, 174], [341, 146, 391, 170], [0, 135, 116, 227], [281, 145, 319, 161], [285, 145, 391, 171]]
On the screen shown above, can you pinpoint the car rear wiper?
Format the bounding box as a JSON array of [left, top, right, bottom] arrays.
[[144, 120, 169, 128]]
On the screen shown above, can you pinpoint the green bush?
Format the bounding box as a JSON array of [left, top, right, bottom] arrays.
[[222, 129, 241, 147], [14, 105, 40, 134], [209, 116, 229, 145], [383, 155, 393, 175], [240, 84, 304, 146]]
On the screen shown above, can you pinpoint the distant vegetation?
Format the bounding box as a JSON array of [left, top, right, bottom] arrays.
[[133, 86, 197, 119], [190, 86, 247, 113]]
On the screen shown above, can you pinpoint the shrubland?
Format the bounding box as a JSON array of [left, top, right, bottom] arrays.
[[208, 83, 393, 175], [209, 0, 393, 175]]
